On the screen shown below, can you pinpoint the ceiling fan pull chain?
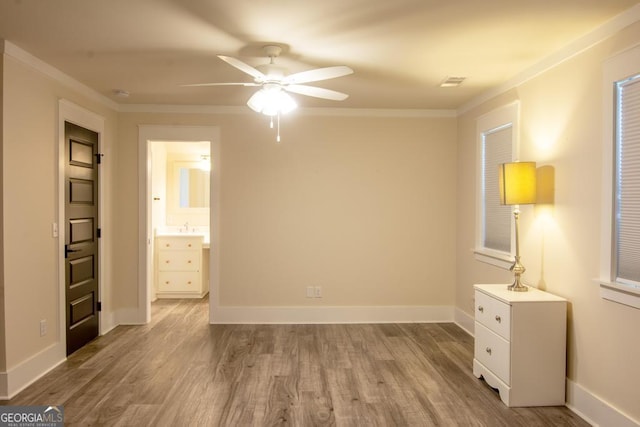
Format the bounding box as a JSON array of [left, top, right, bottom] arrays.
[[277, 113, 281, 143]]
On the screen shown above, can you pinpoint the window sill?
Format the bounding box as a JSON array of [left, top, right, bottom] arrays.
[[474, 249, 513, 270], [598, 280, 640, 310]]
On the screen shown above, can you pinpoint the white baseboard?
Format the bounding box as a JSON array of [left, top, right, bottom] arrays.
[[211, 304, 454, 324], [454, 307, 475, 336], [566, 378, 639, 427], [0, 343, 66, 400]]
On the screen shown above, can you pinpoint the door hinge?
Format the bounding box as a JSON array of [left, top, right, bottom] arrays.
[[97, 228, 102, 238], [97, 301, 102, 311], [95, 153, 104, 164]]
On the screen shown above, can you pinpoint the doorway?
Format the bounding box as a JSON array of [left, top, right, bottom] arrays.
[[138, 126, 220, 324]]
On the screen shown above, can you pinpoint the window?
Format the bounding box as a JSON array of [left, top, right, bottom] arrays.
[[614, 75, 640, 286], [600, 47, 640, 309], [475, 102, 519, 268]]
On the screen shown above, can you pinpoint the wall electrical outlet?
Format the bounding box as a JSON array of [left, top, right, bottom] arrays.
[[39, 319, 47, 337], [314, 286, 322, 298]]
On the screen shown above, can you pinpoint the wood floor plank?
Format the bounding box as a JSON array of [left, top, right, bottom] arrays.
[[1, 298, 590, 426]]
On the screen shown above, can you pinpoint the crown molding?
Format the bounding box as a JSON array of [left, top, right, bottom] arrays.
[[119, 103, 456, 118], [458, 3, 640, 115], [2, 40, 119, 111]]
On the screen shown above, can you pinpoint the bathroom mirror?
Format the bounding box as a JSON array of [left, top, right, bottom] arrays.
[[168, 161, 210, 211], [178, 166, 210, 208]]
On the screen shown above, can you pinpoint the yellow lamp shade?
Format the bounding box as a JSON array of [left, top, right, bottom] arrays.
[[499, 161, 537, 205]]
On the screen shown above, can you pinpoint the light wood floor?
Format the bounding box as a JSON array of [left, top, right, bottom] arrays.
[[2, 298, 588, 426]]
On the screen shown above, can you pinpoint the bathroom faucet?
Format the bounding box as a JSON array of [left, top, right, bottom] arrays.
[[183, 222, 189, 232]]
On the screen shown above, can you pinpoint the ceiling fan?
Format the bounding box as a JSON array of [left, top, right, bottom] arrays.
[[183, 45, 354, 116]]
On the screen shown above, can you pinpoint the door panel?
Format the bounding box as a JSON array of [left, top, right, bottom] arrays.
[[65, 122, 99, 356], [69, 179, 94, 204]]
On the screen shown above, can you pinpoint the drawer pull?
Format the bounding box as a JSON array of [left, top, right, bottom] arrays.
[[188, 260, 192, 264], [165, 260, 170, 264], [188, 244, 192, 247], [187, 281, 192, 284], [485, 347, 492, 355], [165, 244, 170, 247], [165, 281, 170, 284], [478, 305, 484, 313], [495, 315, 501, 323]]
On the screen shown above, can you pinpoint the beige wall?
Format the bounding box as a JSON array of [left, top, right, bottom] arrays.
[[117, 112, 457, 308], [1, 53, 118, 369], [456, 22, 640, 422]]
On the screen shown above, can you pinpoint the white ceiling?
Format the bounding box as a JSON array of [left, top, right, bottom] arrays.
[[1, 0, 639, 110]]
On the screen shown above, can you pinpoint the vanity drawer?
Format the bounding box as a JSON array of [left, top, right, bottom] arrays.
[[475, 322, 511, 385], [475, 289, 511, 340], [156, 236, 202, 250], [158, 272, 200, 292], [158, 250, 200, 271]]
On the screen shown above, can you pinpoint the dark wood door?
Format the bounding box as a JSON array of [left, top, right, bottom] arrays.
[[65, 122, 99, 355]]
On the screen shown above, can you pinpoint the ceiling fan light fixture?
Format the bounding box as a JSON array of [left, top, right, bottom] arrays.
[[247, 86, 297, 116]]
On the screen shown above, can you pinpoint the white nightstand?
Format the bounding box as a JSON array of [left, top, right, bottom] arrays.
[[473, 284, 567, 407]]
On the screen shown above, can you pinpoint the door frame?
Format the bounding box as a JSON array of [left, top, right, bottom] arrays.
[[137, 125, 220, 323], [58, 99, 107, 354]]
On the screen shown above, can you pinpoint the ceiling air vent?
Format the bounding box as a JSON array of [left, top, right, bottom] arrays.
[[439, 76, 466, 87]]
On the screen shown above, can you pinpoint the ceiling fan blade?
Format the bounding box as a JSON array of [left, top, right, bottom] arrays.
[[285, 66, 353, 84], [217, 55, 265, 80], [286, 84, 349, 101], [180, 82, 260, 87]]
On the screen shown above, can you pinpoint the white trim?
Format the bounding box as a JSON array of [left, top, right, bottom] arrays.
[[599, 44, 640, 311], [473, 250, 514, 270], [119, 103, 456, 118], [459, 3, 640, 115], [210, 305, 453, 324], [475, 101, 520, 266], [453, 307, 475, 336], [599, 281, 640, 310], [4, 41, 118, 111], [138, 125, 221, 324], [292, 108, 456, 118], [566, 378, 640, 427], [0, 344, 65, 400]]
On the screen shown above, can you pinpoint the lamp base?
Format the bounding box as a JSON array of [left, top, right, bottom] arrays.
[[508, 256, 528, 292], [507, 280, 528, 292]]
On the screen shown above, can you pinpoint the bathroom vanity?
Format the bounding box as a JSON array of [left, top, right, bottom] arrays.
[[155, 234, 209, 298]]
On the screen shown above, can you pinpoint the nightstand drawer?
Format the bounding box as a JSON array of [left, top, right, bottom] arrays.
[[475, 289, 511, 340], [475, 322, 511, 385]]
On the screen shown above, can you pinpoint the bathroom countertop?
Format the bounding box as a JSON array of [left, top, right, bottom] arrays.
[[155, 232, 210, 248]]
